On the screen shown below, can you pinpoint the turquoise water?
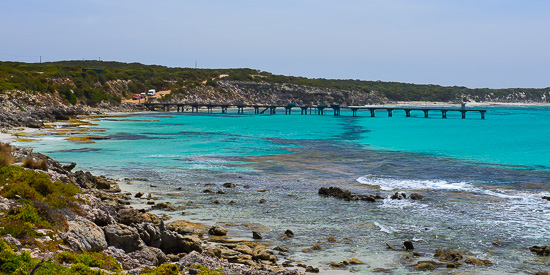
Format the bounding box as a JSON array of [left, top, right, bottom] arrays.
[[19, 107, 550, 274]]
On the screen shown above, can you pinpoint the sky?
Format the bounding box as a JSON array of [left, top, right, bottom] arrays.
[[1, 0, 549, 88]]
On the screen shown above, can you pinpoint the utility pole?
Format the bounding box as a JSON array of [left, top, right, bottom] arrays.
[[98, 57, 101, 69], [195, 60, 197, 69], [39, 56, 41, 63]]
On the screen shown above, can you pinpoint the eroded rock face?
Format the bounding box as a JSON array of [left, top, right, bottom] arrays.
[[160, 229, 203, 254], [104, 246, 141, 270], [134, 222, 162, 248], [104, 223, 145, 252], [61, 216, 108, 252]]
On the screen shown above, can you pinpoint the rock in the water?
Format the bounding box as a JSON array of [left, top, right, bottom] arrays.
[[328, 236, 337, 242], [386, 242, 398, 250], [403, 240, 414, 250], [134, 192, 144, 198], [413, 262, 435, 270], [223, 182, 236, 188], [465, 257, 492, 265], [391, 192, 406, 200], [252, 231, 263, 239], [542, 196, 550, 201], [208, 225, 228, 236], [349, 258, 364, 264], [273, 245, 289, 252], [434, 248, 463, 262], [305, 266, 320, 273], [409, 193, 423, 200], [530, 246, 550, 256], [318, 186, 377, 202], [151, 202, 177, 211], [61, 216, 108, 252]]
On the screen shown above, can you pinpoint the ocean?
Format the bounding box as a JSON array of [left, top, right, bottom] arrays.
[[19, 106, 550, 274]]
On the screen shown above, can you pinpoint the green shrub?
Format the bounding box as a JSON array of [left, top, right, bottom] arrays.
[[56, 251, 121, 272], [0, 143, 14, 167]]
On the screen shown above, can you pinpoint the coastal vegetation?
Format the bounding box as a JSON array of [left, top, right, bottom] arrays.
[[1, 60, 549, 106]]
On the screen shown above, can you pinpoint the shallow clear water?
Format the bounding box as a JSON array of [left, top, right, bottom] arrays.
[[19, 107, 550, 274]]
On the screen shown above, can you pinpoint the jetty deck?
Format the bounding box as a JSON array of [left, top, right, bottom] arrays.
[[137, 103, 487, 119]]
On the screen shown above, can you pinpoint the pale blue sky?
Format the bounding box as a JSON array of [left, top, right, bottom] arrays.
[[1, 0, 549, 88]]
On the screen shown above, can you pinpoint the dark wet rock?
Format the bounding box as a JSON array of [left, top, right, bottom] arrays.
[[212, 199, 221, 204], [492, 240, 502, 246], [134, 192, 144, 198], [434, 248, 463, 262], [391, 192, 406, 200], [464, 257, 492, 265], [305, 266, 319, 273], [61, 216, 108, 252], [284, 229, 294, 238], [223, 182, 236, 188], [536, 271, 550, 275], [151, 202, 176, 211], [147, 200, 155, 205], [202, 189, 215, 194], [318, 187, 377, 202], [252, 231, 263, 239], [412, 262, 436, 270], [104, 223, 145, 252], [208, 225, 228, 236], [530, 246, 550, 256], [446, 262, 460, 268], [217, 190, 226, 194], [311, 243, 322, 250], [328, 236, 337, 242], [63, 162, 77, 172], [409, 193, 423, 200], [403, 240, 414, 250], [542, 196, 550, 201], [74, 170, 114, 190], [259, 199, 266, 203], [274, 245, 289, 252]]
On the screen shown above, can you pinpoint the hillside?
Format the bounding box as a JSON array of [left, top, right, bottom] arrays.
[[1, 61, 549, 107]]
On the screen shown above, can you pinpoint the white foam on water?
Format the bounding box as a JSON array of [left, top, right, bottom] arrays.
[[373, 221, 397, 234], [357, 175, 471, 191], [356, 175, 526, 200]]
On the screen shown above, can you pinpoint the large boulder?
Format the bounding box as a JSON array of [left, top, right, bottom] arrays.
[[165, 220, 208, 235], [104, 223, 145, 252], [104, 246, 141, 270], [208, 225, 228, 236], [128, 246, 166, 267], [61, 216, 108, 252], [118, 208, 161, 225], [160, 229, 203, 254], [134, 222, 162, 248]]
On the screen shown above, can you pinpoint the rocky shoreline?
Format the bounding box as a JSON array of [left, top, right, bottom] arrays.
[[0, 144, 312, 274]]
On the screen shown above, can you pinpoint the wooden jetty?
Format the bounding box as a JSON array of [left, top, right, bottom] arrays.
[[138, 103, 486, 119]]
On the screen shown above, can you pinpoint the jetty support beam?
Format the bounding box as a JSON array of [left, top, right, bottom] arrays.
[[369, 108, 375, 117], [480, 111, 486, 119], [423, 110, 429, 118], [405, 110, 411, 117], [441, 110, 447, 119], [387, 109, 393, 117]]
